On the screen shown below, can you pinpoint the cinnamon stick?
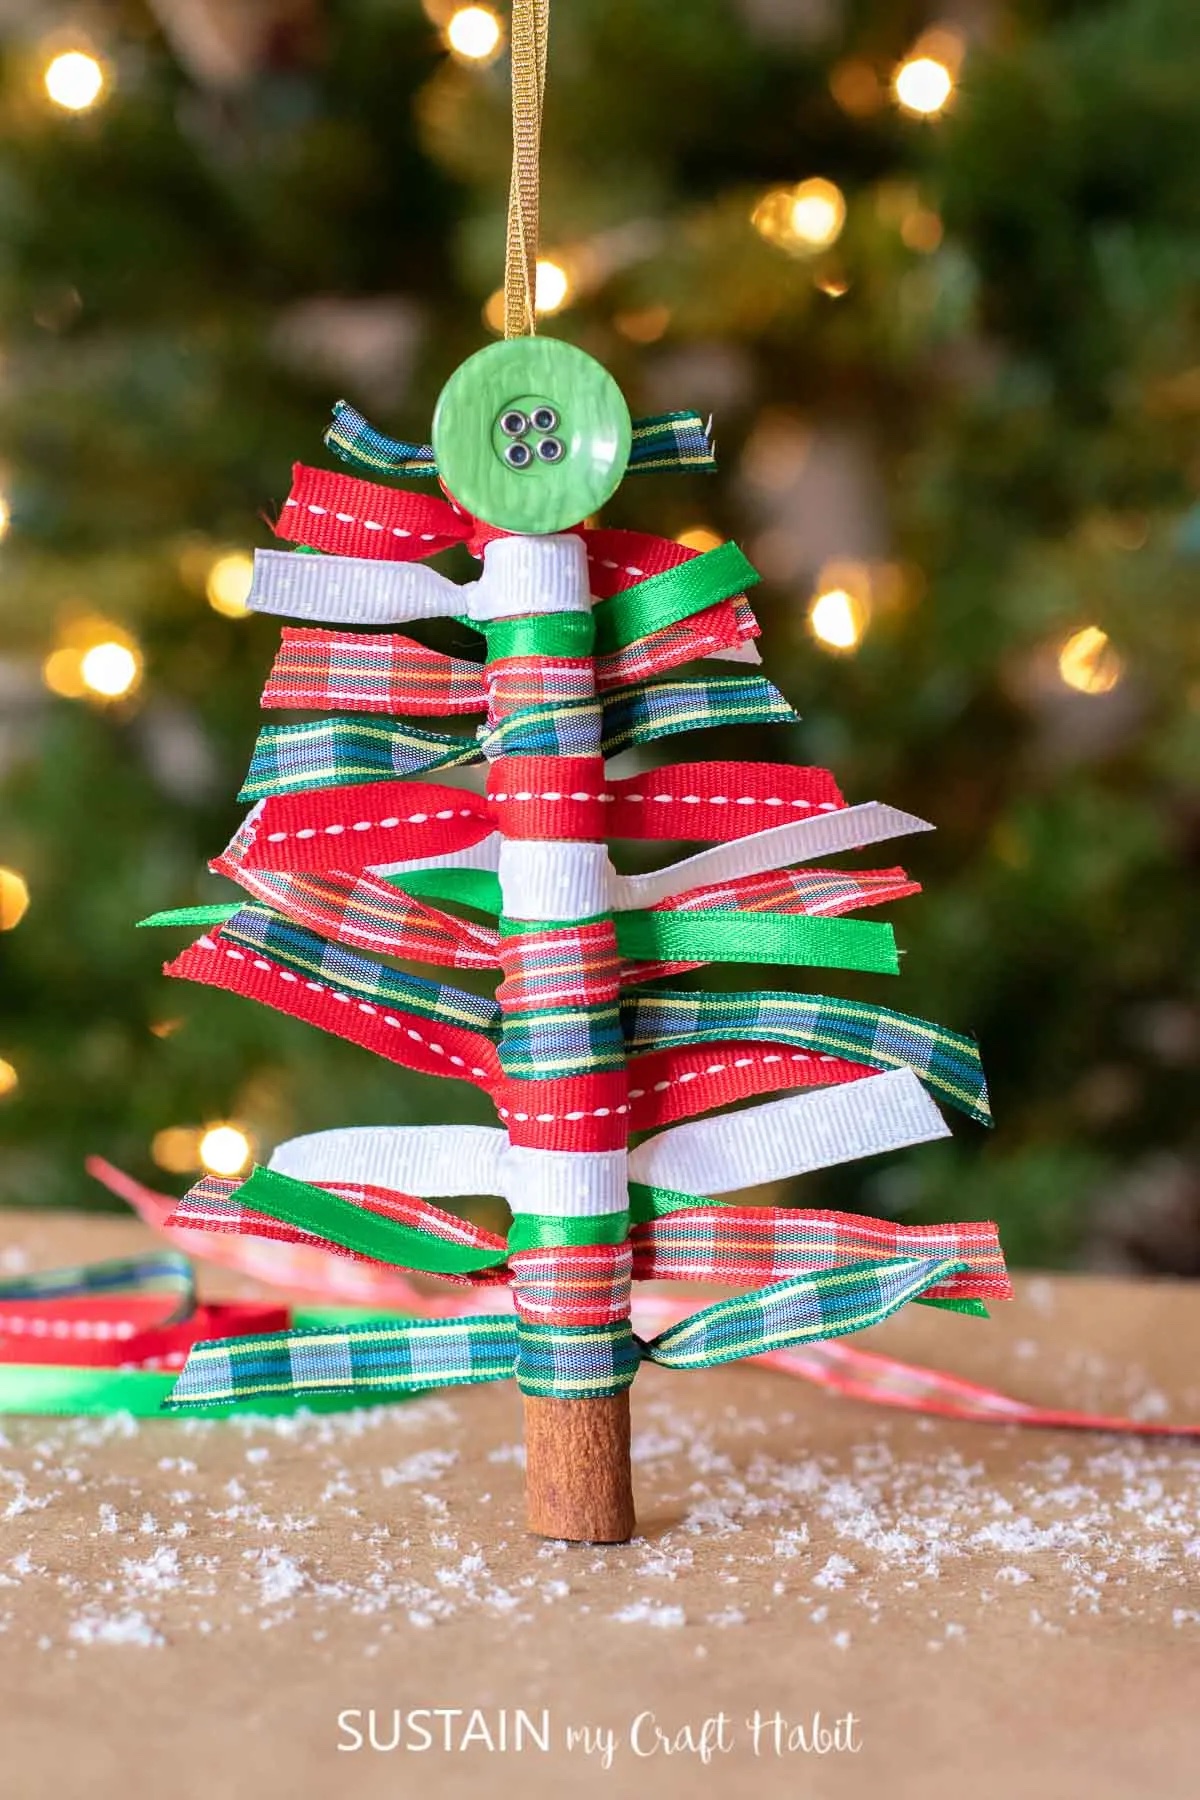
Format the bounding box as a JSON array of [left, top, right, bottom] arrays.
[[522, 1392, 636, 1542]]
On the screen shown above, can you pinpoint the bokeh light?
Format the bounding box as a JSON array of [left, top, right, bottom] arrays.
[[151, 1127, 203, 1175], [893, 56, 954, 117], [676, 526, 724, 553], [0, 868, 30, 931], [206, 551, 254, 618], [535, 258, 571, 315], [1058, 626, 1123, 695], [199, 1123, 253, 1177], [809, 587, 869, 653], [445, 7, 503, 65], [80, 640, 141, 699], [44, 51, 106, 113], [43, 618, 143, 702], [0, 1059, 17, 1098], [752, 179, 846, 255]]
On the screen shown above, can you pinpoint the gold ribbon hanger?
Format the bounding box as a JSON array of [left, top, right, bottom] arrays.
[[505, 0, 549, 337]]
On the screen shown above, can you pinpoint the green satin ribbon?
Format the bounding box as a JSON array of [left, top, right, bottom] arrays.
[[505, 1211, 629, 1252], [616, 909, 899, 975], [477, 540, 757, 662], [232, 1166, 508, 1275], [138, 903, 240, 930]]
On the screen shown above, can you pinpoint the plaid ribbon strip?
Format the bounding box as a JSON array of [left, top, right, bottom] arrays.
[[263, 628, 487, 717], [0, 1252, 196, 1326], [217, 904, 502, 1037], [211, 850, 498, 968], [621, 989, 992, 1125], [259, 598, 759, 719], [161, 1253, 967, 1407], [0, 1252, 288, 1373], [629, 1208, 1010, 1303], [324, 404, 715, 482], [627, 410, 716, 474], [325, 401, 439, 478], [161, 1165, 1007, 1310], [496, 921, 625, 1079], [239, 717, 481, 802], [638, 1256, 969, 1371], [479, 672, 795, 761]]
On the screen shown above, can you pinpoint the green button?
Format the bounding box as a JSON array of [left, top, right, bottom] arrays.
[[432, 338, 632, 534]]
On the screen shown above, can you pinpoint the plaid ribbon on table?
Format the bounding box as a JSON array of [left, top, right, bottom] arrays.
[[239, 716, 481, 802], [324, 401, 714, 482], [217, 903, 502, 1037], [621, 987, 991, 1124], [162, 1253, 967, 1408], [0, 1251, 196, 1324]]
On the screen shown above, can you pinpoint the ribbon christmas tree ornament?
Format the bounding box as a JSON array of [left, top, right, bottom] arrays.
[[75, 0, 1026, 1543]]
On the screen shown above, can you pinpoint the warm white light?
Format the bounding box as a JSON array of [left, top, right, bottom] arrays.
[[80, 640, 141, 699], [0, 1059, 17, 1098], [752, 179, 846, 255], [535, 258, 571, 315], [0, 496, 10, 540], [790, 180, 846, 249], [1058, 626, 1123, 695], [199, 1124, 253, 1178], [0, 868, 30, 931], [676, 526, 724, 554], [206, 550, 254, 618], [809, 587, 867, 652], [894, 56, 954, 117], [44, 51, 106, 113], [445, 6, 503, 64]]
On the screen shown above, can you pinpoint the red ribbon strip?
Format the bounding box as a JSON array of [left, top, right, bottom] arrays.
[[164, 930, 502, 1089], [240, 760, 846, 873], [0, 1295, 286, 1370]]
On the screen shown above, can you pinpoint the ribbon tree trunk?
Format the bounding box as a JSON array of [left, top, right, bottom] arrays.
[[484, 533, 637, 1540]]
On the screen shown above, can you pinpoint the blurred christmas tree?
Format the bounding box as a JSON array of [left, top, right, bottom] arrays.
[[0, 0, 1196, 1271]]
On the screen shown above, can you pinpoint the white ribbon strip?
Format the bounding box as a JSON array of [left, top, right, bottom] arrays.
[[627, 1068, 949, 1195], [617, 803, 933, 910], [267, 1127, 629, 1219], [498, 1145, 629, 1217], [497, 839, 613, 922], [269, 1125, 505, 1196], [250, 534, 592, 627], [367, 803, 931, 908], [373, 837, 502, 879]]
